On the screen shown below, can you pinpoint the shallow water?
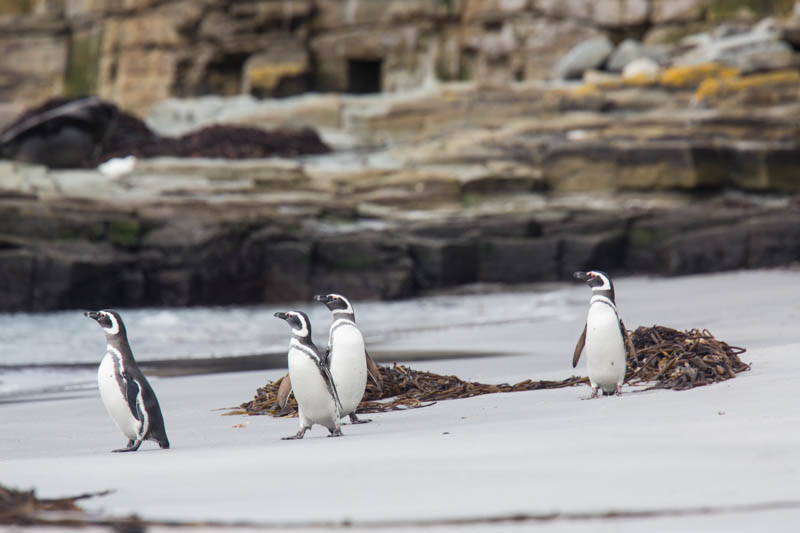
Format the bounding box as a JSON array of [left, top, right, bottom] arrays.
[[0, 286, 579, 399]]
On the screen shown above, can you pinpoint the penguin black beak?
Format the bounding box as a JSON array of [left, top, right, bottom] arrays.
[[274, 312, 288, 321], [573, 271, 591, 282], [313, 294, 332, 303], [85, 310, 101, 321]]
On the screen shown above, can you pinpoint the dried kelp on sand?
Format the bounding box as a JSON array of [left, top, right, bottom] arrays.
[[232, 326, 749, 417], [0, 484, 109, 526]]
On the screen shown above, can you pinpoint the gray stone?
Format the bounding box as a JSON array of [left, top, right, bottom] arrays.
[[650, 0, 707, 24], [664, 225, 749, 275], [592, 0, 649, 27], [409, 238, 478, 289], [553, 36, 614, 80], [676, 21, 798, 74], [606, 39, 669, 72], [478, 237, 559, 282], [746, 214, 800, 267], [560, 231, 627, 278], [312, 235, 413, 300]]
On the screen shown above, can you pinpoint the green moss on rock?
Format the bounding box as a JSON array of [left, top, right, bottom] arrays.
[[708, 0, 795, 20], [65, 28, 103, 97], [109, 220, 144, 247]]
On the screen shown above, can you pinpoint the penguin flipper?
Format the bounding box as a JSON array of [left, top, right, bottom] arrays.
[[619, 319, 636, 360], [277, 373, 293, 409], [316, 361, 344, 416], [123, 373, 141, 421], [365, 351, 383, 393], [572, 324, 587, 368]]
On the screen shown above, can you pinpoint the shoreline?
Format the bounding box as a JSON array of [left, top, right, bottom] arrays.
[[2, 270, 800, 531]]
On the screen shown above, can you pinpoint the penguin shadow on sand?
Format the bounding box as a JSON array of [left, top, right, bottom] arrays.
[[572, 271, 636, 400], [86, 310, 170, 453], [274, 294, 383, 440]]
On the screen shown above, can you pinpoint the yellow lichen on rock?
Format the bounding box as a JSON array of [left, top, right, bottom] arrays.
[[246, 63, 307, 93], [695, 70, 800, 101], [659, 63, 740, 89], [570, 83, 601, 97]]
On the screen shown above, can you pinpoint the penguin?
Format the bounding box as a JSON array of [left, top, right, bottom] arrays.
[[276, 296, 383, 424], [314, 293, 383, 424], [274, 311, 344, 439], [86, 310, 169, 452], [572, 271, 636, 398]]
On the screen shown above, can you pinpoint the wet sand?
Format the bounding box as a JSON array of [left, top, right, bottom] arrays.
[[2, 270, 800, 531]]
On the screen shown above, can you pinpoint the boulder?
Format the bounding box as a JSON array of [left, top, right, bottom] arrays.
[[675, 19, 798, 74], [607, 39, 669, 72], [622, 57, 661, 82], [311, 235, 413, 300], [746, 214, 800, 267], [533, 0, 593, 20], [663, 225, 749, 274], [651, 0, 707, 24], [541, 141, 618, 191], [478, 237, 560, 282], [409, 238, 478, 289], [553, 36, 614, 80], [560, 230, 627, 277], [592, 0, 650, 27], [519, 18, 603, 81], [239, 230, 313, 302]]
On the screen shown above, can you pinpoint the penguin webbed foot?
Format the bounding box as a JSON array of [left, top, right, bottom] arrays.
[[614, 384, 623, 396], [349, 412, 371, 424], [113, 439, 142, 452], [327, 425, 343, 437], [282, 427, 308, 440]]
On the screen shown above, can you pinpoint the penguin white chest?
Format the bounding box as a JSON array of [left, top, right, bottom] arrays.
[[584, 303, 626, 391], [288, 345, 338, 429], [329, 324, 367, 416], [97, 352, 141, 440]]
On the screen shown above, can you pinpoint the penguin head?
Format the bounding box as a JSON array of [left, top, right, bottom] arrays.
[[573, 271, 615, 302], [313, 293, 354, 316], [274, 310, 312, 338], [85, 309, 127, 338]]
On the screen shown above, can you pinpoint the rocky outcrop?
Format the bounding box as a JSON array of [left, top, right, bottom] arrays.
[[2, 0, 799, 117], [0, 148, 798, 312]]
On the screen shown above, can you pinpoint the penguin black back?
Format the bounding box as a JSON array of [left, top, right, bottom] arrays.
[[86, 309, 169, 452]]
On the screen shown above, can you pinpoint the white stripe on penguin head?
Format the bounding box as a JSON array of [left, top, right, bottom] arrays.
[[330, 294, 353, 315], [588, 271, 611, 292], [102, 311, 120, 335], [289, 312, 309, 338]]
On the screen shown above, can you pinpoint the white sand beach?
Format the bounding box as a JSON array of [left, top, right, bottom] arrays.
[[2, 270, 800, 531]]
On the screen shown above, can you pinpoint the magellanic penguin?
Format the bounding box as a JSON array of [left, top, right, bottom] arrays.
[[572, 271, 636, 398], [274, 311, 344, 439], [276, 295, 383, 424], [86, 310, 169, 452]]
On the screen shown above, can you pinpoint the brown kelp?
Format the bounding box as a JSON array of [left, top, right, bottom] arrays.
[[231, 326, 748, 417]]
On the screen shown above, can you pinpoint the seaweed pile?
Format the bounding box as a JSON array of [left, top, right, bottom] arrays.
[[232, 367, 588, 417], [0, 97, 331, 169], [233, 326, 749, 417], [0, 484, 108, 526], [626, 326, 749, 391]]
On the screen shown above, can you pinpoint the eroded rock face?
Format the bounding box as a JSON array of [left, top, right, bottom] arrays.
[[2, 0, 799, 117]]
